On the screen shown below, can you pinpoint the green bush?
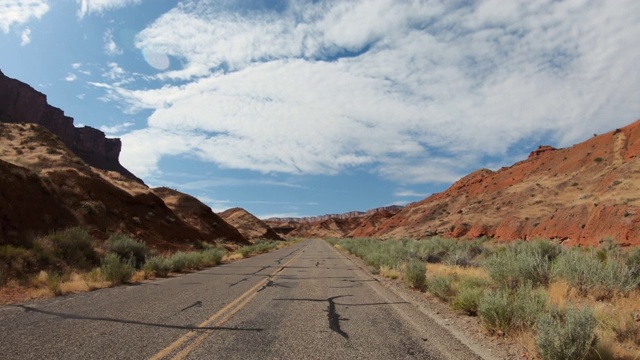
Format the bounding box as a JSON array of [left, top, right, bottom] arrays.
[[478, 283, 547, 335], [484, 240, 559, 289], [553, 248, 640, 297], [107, 234, 148, 268], [46, 272, 62, 295], [143, 256, 171, 277], [167, 251, 212, 272], [201, 248, 226, 267], [48, 227, 99, 269], [536, 306, 597, 360], [0, 245, 38, 284], [426, 275, 455, 301], [101, 253, 135, 284], [452, 277, 487, 315], [403, 259, 426, 289]]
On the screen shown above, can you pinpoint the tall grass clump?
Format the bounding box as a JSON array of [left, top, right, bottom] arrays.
[[201, 248, 226, 267], [143, 256, 171, 277], [0, 244, 38, 285], [403, 258, 426, 289], [553, 248, 640, 298], [101, 253, 135, 284], [452, 277, 488, 315], [484, 240, 560, 290], [478, 283, 547, 335], [238, 239, 279, 258], [48, 227, 99, 269], [107, 234, 148, 268], [426, 275, 455, 301], [535, 306, 597, 360]]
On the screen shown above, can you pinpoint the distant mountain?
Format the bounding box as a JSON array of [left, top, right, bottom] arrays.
[[265, 206, 404, 238], [219, 208, 283, 241]]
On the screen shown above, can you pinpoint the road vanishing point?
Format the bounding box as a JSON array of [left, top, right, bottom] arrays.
[[0, 239, 487, 359]]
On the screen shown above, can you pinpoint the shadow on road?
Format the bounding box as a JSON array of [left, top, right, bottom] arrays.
[[13, 305, 263, 332]]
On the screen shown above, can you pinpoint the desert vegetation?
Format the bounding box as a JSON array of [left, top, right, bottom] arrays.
[[0, 226, 286, 303], [328, 237, 640, 359]]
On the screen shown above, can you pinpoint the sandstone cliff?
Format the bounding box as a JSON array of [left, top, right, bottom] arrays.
[[0, 69, 141, 183]]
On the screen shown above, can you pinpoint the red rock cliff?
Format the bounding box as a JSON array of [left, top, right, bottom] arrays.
[[0, 69, 142, 183]]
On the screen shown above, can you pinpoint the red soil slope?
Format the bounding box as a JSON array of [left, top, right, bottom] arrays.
[[363, 120, 640, 246]]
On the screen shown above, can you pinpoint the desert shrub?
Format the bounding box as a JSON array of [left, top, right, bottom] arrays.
[[201, 248, 226, 267], [107, 234, 148, 268], [48, 227, 99, 270], [380, 265, 400, 279], [536, 306, 597, 360], [414, 237, 455, 263], [452, 277, 488, 315], [553, 248, 640, 298], [403, 259, 426, 289], [625, 247, 640, 278], [143, 256, 171, 277], [443, 239, 485, 267], [426, 275, 455, 301], [101, 254, 135, 284], [0, 245, 39, 284], [484, 240, 558, 289], [45, 272, 62, 295], [167, 252, 206, 272], [478, 283, 547, 335]]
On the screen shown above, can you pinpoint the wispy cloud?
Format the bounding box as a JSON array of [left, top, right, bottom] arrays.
[[394, 189, 429, 198], [99, 121, 134, 135], [103, 29, 122, 56], [64, 73, 77, 82], [77, 0, 142, 19], [0, 0, 49, 33], [98, 0, 640, 185], [19, 27, 30, 45]]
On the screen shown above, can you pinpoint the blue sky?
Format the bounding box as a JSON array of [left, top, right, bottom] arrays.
[[1, 0, 639, 219]]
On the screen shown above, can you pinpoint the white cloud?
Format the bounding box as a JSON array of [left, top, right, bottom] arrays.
[[394, 189, 429, 198], [103, 29, 122, 56], [104, 0, 640, 184], [64, 73, 77, 82], [71, 62, 82, 69], [0, 0, 49, 33], [99, 121, 134, 135], [19, 27, 30, 45], [77, 0, 142, 18]]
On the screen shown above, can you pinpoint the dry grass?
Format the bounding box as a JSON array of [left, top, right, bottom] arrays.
[[426, 263, 489, 279], [380, 265, 400, 279], [224, 252, 244, 261]]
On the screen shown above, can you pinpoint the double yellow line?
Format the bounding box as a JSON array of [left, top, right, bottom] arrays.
[[151, 245, 307, 360]]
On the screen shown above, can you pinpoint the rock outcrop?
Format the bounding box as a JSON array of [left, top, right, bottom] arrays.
[[0, 69, 141, 183]]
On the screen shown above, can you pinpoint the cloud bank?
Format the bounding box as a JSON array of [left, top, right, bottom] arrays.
[[77, 0, 142, 18], [0, 0, 49, 33], [95, 0, 640, 184]]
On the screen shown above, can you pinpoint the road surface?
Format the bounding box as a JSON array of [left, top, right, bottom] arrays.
[[0, 239, 487, 359]]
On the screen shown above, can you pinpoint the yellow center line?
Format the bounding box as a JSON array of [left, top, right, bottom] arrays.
[[150, 243, 308, 360]]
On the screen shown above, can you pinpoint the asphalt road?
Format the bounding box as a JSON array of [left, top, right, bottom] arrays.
[[0, 239, 486, 359]]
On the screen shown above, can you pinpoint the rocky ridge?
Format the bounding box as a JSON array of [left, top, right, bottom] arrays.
[[360, 121, 640, 245]]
